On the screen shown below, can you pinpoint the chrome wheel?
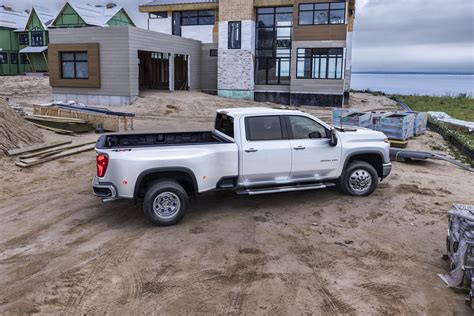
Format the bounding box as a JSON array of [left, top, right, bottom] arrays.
[[348, 169, 372, 194], [153, 192, 181, 219]]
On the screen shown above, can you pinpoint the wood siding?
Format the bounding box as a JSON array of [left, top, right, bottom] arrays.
[[293, 0, 348, 41], [49, 43, 101, 88]]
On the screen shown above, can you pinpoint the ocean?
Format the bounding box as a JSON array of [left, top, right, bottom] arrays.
[[351, 73, 474, 97]]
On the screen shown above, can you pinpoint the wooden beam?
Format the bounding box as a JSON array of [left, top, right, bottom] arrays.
[[139, 3, 218, 13], [7, 140, 72, 156], [19, 141, 96, 160], [16, 144, 95, 168], [253, 0, 293, 7]]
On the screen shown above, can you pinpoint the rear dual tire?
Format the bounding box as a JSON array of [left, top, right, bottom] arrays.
[[143, 180, 188, 226], [339, 161, 378, 196]]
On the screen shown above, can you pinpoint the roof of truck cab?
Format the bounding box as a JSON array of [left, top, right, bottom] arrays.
[[217, 107, 302, 117]]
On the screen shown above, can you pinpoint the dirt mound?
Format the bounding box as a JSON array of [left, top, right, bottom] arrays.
[[0, 98, 43, 154]]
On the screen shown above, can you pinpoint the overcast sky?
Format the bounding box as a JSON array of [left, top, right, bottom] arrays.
[[6, 0, 474, 73]]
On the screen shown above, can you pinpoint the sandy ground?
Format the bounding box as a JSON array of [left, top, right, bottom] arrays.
[[1, 76, 473, 314]]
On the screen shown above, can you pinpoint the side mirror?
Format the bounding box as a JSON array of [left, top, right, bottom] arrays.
[[309, 131, 322, 139], [329, 128, 338, 147]]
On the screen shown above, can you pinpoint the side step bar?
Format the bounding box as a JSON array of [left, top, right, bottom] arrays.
[[236, 182, 336, 195]]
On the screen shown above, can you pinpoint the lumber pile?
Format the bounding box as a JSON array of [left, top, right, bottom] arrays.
[[33, 103, 134, 132], [24, 115, 94, 133], [9, 140, 96, 168]]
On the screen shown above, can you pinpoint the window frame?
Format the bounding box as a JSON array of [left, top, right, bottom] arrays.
[[209, 49, 218, 57], [298, 2, 346, 26], [244, 115, 288, 142], [10, 53, 18, 64], [296, 48, 344, 80], [19, 32, 29, 45], [0, 52, 7, 64], [60, 51, 89, 80], [31, 31, 44, 47], [228, 21, 242, 49], [149, 12, 168, 19], [255, 6, 293, 85], [286, 115, 329, 139]]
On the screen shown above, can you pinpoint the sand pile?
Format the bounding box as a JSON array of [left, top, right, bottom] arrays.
[[0, 98, 43, 154]]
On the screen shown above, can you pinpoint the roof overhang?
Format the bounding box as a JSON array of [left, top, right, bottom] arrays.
[[139, 2, 218, 13], [20, 46, 48, 53]]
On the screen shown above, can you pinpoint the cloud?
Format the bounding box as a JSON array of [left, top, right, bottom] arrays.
[[5, 0, 474, 73], [353, 0, 474, 72]]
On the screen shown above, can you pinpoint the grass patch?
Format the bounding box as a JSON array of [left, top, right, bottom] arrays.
[[395, 94, 474, 121]]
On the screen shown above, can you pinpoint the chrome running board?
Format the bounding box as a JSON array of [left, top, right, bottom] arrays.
[[236, 182, 336, 195]]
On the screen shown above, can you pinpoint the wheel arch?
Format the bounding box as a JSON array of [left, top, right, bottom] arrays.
[[343, 151, 385, 178], [134, 167, 198, 201]]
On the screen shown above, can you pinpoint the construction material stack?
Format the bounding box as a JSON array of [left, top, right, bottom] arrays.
[[379, 113, 415, 141], [341, 112, 372, 129], [439, 203, 474, 308]]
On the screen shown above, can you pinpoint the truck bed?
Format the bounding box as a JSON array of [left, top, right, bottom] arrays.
[[96, 131, 231, 149]]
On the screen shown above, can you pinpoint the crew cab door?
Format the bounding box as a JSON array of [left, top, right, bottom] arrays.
[[286, 115, 341, 180], [240, 115, 292, 184]]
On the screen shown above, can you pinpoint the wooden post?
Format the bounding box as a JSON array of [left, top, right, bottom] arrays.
[[26, 54, 35, 72]]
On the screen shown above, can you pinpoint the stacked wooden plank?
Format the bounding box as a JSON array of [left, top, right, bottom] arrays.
[[7, 140, 96, 168], [33, 103, 134, 132], [24, 115, 94, 133]]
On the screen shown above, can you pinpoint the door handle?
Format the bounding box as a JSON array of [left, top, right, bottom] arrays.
[[293, 146, 306, 150], [245, 148, 258, 153]]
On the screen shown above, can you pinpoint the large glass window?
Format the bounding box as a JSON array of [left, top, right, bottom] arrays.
[[61, 52, 89, 79], [298, 2, 346, 25], [228, 21, 241, 49], [288, 116, 328, 139], [172, 10, 215, 36], [31, 31, 44, 46], [19, 33, 29, 45], [245, 116, 283, 141], [296, 48, 343, 79], [255, 7, 293, 85]]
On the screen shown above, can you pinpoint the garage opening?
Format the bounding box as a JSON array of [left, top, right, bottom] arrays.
[[138, 51, 169, 90], [174, 54, 188, 90]]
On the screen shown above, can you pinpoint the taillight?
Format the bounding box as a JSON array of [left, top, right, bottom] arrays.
[[96, 153, 108, 177]]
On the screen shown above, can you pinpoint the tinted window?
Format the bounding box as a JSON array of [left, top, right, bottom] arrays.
[[246, 116, 283, 141], [215, 113, 234, 138], [228, 21, 241, 49], [288, 116, 328, 139]]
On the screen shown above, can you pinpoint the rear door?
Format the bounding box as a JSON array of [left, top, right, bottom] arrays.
[[286, 115, 341, 180], [240, 115, 292, 184]]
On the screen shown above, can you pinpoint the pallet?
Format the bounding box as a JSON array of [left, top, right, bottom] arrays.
[[389, 139, 408, 148]]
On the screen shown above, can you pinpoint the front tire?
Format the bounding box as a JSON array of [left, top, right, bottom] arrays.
[[339, 161, 378, 196], [143, 180, 188, 226]]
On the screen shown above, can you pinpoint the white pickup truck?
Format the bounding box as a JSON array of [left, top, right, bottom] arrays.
[[93, 107, 391, 226]]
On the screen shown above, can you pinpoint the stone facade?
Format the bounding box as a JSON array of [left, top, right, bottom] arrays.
[[218, 50, 254, 91], [217, 20, 255, 99]]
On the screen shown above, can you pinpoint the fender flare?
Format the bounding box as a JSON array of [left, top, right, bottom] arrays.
[[341, 150, 385, 176], [133, 167, 198, 199]]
